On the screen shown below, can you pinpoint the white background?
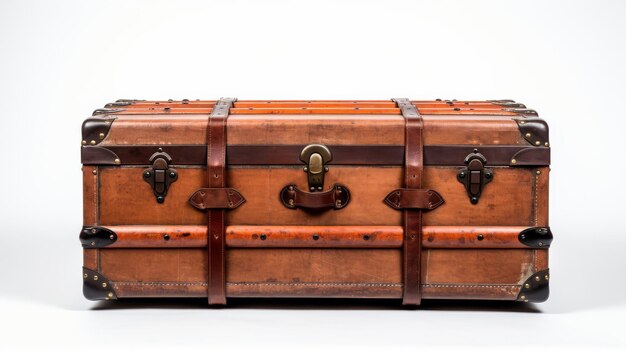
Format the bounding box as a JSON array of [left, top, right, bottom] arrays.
[[1, 0, 625, 350]]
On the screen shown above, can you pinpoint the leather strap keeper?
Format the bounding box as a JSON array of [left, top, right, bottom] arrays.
[[189, 188, 245, 210], [384, 189, 444, 210]]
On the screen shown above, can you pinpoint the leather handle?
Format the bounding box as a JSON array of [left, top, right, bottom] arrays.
[[280, 184, 350, 210]]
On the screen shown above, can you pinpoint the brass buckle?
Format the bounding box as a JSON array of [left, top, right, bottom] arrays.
[[300, 144, 332, 192]]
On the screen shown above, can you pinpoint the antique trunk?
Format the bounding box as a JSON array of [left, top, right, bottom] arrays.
[[80, 98, 551, 306]]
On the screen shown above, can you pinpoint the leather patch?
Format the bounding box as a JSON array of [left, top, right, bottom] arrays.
[[384, 189, 444, 210], [189, 188, 245, 210]]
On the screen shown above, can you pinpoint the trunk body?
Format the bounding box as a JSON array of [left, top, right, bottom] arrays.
[[81, 99, 551, 304]]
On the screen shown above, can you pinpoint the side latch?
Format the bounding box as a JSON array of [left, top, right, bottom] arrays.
[[300, 144, 332, 192], [457, 149, 493, 204], [143, 150, 178, 203]]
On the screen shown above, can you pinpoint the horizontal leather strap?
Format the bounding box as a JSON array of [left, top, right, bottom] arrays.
[[188, 188, 245, 210], [384, 189, 444, 210], [280, 184, 350, 210]]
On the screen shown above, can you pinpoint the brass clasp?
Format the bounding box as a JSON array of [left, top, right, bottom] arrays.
[[143, 150, 178, 203], [300, 144, 332, 192], [457, 149, 493, 204]]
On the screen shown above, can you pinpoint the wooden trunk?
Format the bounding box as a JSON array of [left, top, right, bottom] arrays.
[[80, 99, 551, 306]]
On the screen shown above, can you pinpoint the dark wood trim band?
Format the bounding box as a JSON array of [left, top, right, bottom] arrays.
[[83, 225, 533, 249], [82, 145, 550, 167]]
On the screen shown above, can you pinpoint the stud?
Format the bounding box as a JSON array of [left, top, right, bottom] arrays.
[[520, 295, 526, 300], [82, 140, 87, 145], [545, 274, 549, 280], [83, 273, 88, 279], [525, 133, 531, 138], [524, 283, 530, 289], [93, 275, 98, 281], [511, 159, 517, 164], [90, 140, 96, 145], [102, 282, 107, 288], [114, 158, 121, 165], [544, 142, 549, 147], [108, 292, 114, 298], [520, 121, 526, 124], [110, 234, 115, 240], [92, 169, 97, 175], [535, 276, 541, 282], [536, 170, 541, 175], [535, 141, 541, 146], [99, 132, 105, 140]]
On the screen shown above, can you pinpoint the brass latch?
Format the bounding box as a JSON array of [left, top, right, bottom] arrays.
[[457, 149, 493, 204], [143, 150, 178, 203], [300, 144, 332, 192]]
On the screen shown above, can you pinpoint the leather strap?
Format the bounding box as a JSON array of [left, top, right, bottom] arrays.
[[206, 97, 236, 305], [280, 184, 350, 210], [392, 98, 424, 306]]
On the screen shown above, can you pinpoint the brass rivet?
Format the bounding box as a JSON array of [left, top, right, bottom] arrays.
[[99, 133, 105, 139], [90, 140, 96, 145], [90, 241, 95, 246], [544, 142, 549, 147], [536, 170, 541, 175], [524, 299, 529, 303], [511, 159, 517, 164], [535, 276, 541, 281], [524, 283, 530, 289], [82, 140, 87, 145], [105, 297, 110, 300], [93, 275, 98, 281], [91, 228, 97, 234], [520, 295, 526, 300], [525, 133, 531, 138], [92, 169, 97, 175], [109, 235, 115, 240], [114, 158, 121, 165], [102, 282, 107, 288], [535, 141, 541, 146], [545, 274, 549, 280], [83, 273, 88, 279], [108, 292, 114, 298], [520, 121, 526, 124]]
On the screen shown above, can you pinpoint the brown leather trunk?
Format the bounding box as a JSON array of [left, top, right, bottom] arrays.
[[80, 98, 551, 306]]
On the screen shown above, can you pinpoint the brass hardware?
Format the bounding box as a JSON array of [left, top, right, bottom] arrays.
[[90, 140, 96, 145], [93, 275, 98, 281], [108, 292, 114, 298], [83, 273, 88, 279], [102, 283, 107, 288], [300, 144, 332, 192], [82, 140, 87, 145], [535, 276, 541, 282], [545, 274, 549, 280], [545, 142, 549, 147], [92, 169, 97, 175], [536, 170, 541, 175], [525, 283, 531, 289], [525, 133, 531, 138], [457, 149, 494, 204], [520, 295, 526, 300], [535, 141, 541, 146], [114, 158, 121, 165], [511, 158, 517, 164], [143, 151, 178, 203], [99, 132, 105, 140]]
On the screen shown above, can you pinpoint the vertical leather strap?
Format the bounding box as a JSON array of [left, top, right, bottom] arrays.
[[392, 98, 424, 306], [206, 97, 236, 305]]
